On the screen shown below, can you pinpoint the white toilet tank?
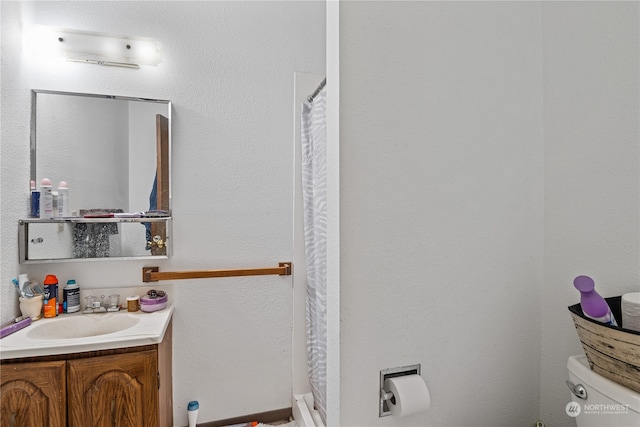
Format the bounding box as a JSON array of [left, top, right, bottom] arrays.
[[567, 355, 640, 427]]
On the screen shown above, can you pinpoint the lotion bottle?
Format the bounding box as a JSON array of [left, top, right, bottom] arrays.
[[39, 178, 53, 219], [573, 275, 618, 326], [57, 181, 69, 217]]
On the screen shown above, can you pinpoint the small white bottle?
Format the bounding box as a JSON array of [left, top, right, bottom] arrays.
[[57, 181, 69, 217], [39, 178, 54, 219], [187, 401, 199, 427], [63, 280, 80, 313]]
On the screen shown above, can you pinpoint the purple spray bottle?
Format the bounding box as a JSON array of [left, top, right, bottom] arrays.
[[573, 275, 618, 326]]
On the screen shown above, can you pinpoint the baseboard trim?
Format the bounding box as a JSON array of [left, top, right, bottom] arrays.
[[198, 407, 292, 427]]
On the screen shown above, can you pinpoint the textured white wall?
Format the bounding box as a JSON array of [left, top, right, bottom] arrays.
[[337, 2, 639, 426], [0, 1, 325, 425], [540, 2, 639, 426], [338, 2, 544, 425]]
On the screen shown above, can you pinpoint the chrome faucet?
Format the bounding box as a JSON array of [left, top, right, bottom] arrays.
[[83, 295, 120, 313]]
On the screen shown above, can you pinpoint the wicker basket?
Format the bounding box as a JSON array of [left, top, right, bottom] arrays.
[[568, 296, 640, 393]]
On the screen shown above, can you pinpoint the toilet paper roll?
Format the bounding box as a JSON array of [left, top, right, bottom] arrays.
[[384, 375, 430, 417], [622, 292, 640, 332]]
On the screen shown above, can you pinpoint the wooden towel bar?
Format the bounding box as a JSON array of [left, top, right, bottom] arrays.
[[142, 262, 292, 282]]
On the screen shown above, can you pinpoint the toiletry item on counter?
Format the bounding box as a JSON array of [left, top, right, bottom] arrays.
[[187, 401, 199, 427], [127, 295, 140, 312], [17, 274, 36, 298], [139, 290, 168, 312], [43, 274, 59, 318], [29, 180, 39, 217], [18, 273, 29, 293], [39, 178, 54, 219], [12, 278, 24, 297], [573, 275, 618, 326], [63, 280, 80, 313], [621, 292, 640, 332], [19, 294, 43, 321], [0, 317, 32, 339], [107, 294, 120, 312], [56, 181, 69, 217]]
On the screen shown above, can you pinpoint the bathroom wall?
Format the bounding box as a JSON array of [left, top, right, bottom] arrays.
[[0, 1, 325, 425], [337, 1, 638, 426], [540, 2, 639, 426], [338, 2, 544, 425]]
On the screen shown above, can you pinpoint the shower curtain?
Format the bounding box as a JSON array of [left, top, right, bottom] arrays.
[[301, 85, 327, 424]]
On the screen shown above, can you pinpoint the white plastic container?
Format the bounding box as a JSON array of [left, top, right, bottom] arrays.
[[63, 280, 80, 313], [139, 294, 168, 312], [39, 178, 54, 219], [57, 181, 69, 217]]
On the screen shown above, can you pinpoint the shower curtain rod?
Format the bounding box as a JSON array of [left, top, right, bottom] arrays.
[[307, 77, 326, 103]]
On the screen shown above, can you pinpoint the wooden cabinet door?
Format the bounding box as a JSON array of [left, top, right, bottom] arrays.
[[0, 360, 66, 427], [67, 350, 158, 427]]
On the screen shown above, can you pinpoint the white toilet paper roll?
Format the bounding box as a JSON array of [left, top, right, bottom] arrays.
[[384, 375, 430, 417], [622, 292, 640, 332]]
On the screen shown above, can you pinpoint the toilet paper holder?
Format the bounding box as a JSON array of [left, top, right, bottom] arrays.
[[379, 364, 421, 417]]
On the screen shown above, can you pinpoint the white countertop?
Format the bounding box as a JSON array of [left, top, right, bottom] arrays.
[[0, 305, 173, 360]]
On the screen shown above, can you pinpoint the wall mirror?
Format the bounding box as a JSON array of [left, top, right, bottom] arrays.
[[20, 90, 171, 263]]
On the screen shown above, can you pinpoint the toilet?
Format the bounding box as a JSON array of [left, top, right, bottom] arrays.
[[567, 355, 640, 426]]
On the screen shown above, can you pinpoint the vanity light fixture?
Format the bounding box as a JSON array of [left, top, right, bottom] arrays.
[[25, 26, 162, 69]]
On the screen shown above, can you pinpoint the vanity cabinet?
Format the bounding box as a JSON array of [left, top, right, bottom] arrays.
[[0, 360, 66, 427], [0, 320, 172, 427], [67, 350, 158, 426]]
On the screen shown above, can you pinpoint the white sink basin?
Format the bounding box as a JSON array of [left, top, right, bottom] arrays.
[[27, 314, 140, 340], [0, 285, 173, 360]]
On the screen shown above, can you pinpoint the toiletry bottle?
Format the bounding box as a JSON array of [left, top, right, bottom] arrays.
[[29, 180, 38, 217], [30, 180, 40, 217], [39, 178, 54, 219], [43, 274, 59, 318], [187, 401, 199, 427], [63, 280, 80, 313], [573, 275, 618, 326], [18, 274, 30, 296], [57, 181, 69, 217]]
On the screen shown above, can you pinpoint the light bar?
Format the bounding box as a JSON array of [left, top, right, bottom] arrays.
[[25, 26, 162, 68]]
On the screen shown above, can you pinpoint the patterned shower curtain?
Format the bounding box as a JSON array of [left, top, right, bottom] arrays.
[[301, 85, 327, 423]]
